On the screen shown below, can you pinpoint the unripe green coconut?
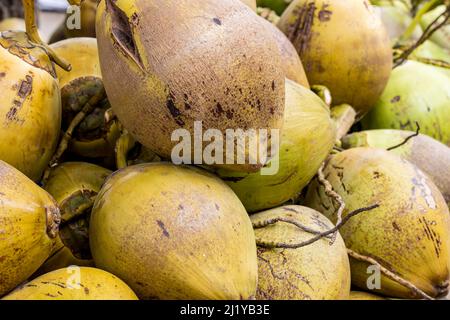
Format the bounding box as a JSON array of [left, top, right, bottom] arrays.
[[0, 160, 60, 297], [89, 163, 258, 300], [342, 129, 450, 207], [361, 61, 450, 146], [96, 0, 285, 172], [278, 0, 393, 117], [34, 162, 112, 275], [3, 267, 138, 300], [216, 80, 335, 213], [411, 40, 450, 78], [304, 147, 450, 299], [0, 31, 61, 181], [252, 205, 351, 300], [420, 5, 449, 50]]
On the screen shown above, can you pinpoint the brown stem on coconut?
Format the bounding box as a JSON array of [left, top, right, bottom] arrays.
[[311, 85, 332, 107], [387, 122, 420, 151], [394, 5, 450, 67], [253, 217, 332, 238], [317, 161, 345, 244], [42, 88, 106, 184], [22, 0, 71, 71], [347, 248, 434, 300], [115, 127, 137, 169], [255, 204, 379, 249], [400, 0, 440, 42], [409, 56, 450, 68]]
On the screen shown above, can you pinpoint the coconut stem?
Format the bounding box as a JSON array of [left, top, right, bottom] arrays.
[[255, 204, 379, 249], [394, 5, 450, 67], [387, 122, 420, 151], [22, 0, 71, 71], [331, 104, 357, 140], [311, 85, 332, 107], [253, 217, 332, 238], [347, 248, 434, 300], [41, 88, 106, 185], [115, 127, 136, 169], [317, 161, 345, 244], [409, 56, 450, 68]]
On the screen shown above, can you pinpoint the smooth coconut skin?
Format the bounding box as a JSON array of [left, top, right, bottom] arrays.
[[342, 129, 450, 208], [262, 19, 310, 87], [361, 61, 450, 146], [3, 267, 138, 300], [252, 205, 351, 300], [89, 163, 258, 300], [216, 80, 335, 213], [278, 0, 392, 117], [95, 0, 285, 172], [0, 31, 61, 181], [304, 148, 450, 299], [411, 41, 450, 78], [50, 38, 121, 159], [0, 160, 60, 297], [34, 162, 112, 275]]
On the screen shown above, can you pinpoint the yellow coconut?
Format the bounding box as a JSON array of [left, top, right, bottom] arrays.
[[3, 267, 138, 300], [0, 31, 61, 181], [278, 0, 392, 117], [304, 147, 450, 299], [342, 129, 450, 207], [89, 163, 258, 299], [96, 0, 285, 172], [252, 205, 351, 300], [33, 162, 112, 276], [0, 160, 60, 297]]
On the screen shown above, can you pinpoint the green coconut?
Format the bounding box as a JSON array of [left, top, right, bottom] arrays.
[[304, 147, 450, 299], [361, 60, 450, 146], [252, 205, 351, 300], [342, 129, 450, 207], [216, 79, 336, 213]]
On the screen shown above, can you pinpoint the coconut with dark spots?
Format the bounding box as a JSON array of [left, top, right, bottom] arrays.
[[252, 205, 351, 300], [261, 19, 310, 87], [342, 129, 450, 208], [0, 160, 60, 297], [33, 162, 112, 276], [215, 80, 334, 213], [3, 267, 138, 300], [304, 147, 450, 299], [278, 0, 392, 117], [89, 163, 258, 299], [361, 61, 450, 146], [0, 31, 61, 181], [95, 0, 285, 172]]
